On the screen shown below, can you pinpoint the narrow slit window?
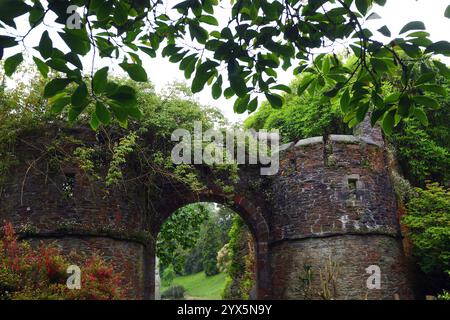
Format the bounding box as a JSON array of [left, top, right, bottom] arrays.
[[348, 178, 358, 192]]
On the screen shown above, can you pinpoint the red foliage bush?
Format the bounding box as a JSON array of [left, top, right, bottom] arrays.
[[0, 222, 125, 300]]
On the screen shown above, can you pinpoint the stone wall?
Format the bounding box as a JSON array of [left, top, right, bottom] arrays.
[[0, 122, 415, 299]]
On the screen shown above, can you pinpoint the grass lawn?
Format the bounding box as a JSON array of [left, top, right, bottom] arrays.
[[161, 271, 227, 300]]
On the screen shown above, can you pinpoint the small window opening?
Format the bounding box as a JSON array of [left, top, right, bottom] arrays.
[[348, 178, 358, 201], [348, 178, 358, 192]]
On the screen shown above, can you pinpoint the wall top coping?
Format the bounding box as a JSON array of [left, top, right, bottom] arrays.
[[276, 134, 384, 152], [295, 136, 324, 147]]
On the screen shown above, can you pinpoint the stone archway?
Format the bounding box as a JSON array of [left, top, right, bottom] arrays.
[[146, 192, 271, 300]]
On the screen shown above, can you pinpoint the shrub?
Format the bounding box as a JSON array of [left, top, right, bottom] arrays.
[[161, 265, 176, 287], [161, 285, 185, 299], [0, 222, 124, 300], [403, 183, 450, 275]]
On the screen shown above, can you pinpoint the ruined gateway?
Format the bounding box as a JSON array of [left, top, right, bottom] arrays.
[[0, 120, 414, 299]]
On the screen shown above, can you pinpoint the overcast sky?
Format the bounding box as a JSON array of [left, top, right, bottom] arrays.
[[3, 0, 450, 123]]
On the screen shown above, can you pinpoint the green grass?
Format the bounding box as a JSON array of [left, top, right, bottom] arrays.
[[161, 272, 227, 300]]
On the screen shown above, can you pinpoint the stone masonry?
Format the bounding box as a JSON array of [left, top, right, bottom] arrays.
[[0, 120, 415, 299]]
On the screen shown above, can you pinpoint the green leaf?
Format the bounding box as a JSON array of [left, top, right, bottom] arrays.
[[356, 103, 370, 122], [93, 67, 109, 94], [4, 53, 23, 76], [384, 92, 401, 104], [340, 89, 350, 113], [433, 60, 450, 80], [64, 52, 83, 69], [191, 60, 218, 93], [355, 0, 370, 16], [297, 76, 314, 95], [445, 5, 450, 19], [271, 84, 292, 94], [374, 0, 386, 5], [233, 95, 250, 114], [382, 110, 396, 135], [377, 25, 391, 37], [95, 101, 111, 124], [399, 21, 426, 34], [229, 73, 248, 98], [119, 63, 148, 82], [371, 57, 389, 72], [90, 113, 100, 130], [33, 57, 49, 78], [265, 93, 283, 109], [125, 105, 142, 118], [71, 82, 88, 106], [398, 95, 412, 117], [113, 2, 128, 25], [44, 78, 71, 98], [247, 97, 258, 113], [413, 108, 428, 126], [418, 84, 447, 97], [0, 35, 16, 48], [38, 31, 53, 59], [68, 106, 85, 123], [0, 0, 31, 22], [199, 15, 218, 26], [211, 75, 222, 100], [412, 96, 439, 109], [189, 22, 208, 44], [415, 72, 434, 85], [425, 41, 450, 56], [107, 85, 137, 106], [58, 29, 90, 56], [50, 96, 70, 114]]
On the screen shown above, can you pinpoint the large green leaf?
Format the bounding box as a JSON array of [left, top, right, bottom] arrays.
[[44, 78, 71, 98], [418, 84, 447, 97], [93, 67, 109, 94], [265, 93, 283, 109], [50, 96, 71, 114], [413, 108, 428, 126], [0, 0, 31, 24], [38, 31, 53, 59], [95, 101, 111, 124], [413, 96, 439, 109], [58, 29, 90, 56], [355, 0, 370, 16], [4, 53, 23, 76], [71, 82, 88, 106], [425, 41, 450, 56], [33, 56, 49, 78], [113, 2, 128, 25], [382, 110, 396, 135], [119, 63, 148, 82], [399, 21, 426, 34]]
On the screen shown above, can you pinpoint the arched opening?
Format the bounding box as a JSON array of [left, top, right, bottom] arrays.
[[143, 189, 271, 299], [156, 202, 256, 300]]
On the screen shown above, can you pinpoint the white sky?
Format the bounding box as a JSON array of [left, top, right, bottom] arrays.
[[2, 0, 450, 123]]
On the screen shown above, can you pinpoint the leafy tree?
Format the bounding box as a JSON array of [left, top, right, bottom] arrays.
[[244, 75, 351, 143], [0, 0, 449, 132], [403, 183, 450, 294], [157, 203, 210, 273], [161, 264, 176, 287]]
